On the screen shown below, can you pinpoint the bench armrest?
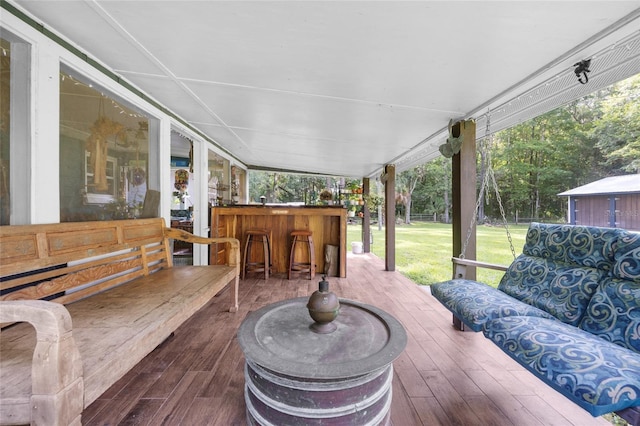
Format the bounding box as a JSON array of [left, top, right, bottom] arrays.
[[164, 227, 241, 269], [164, 228, 241, 312], [0, 300, 83, 424], [451, 257, 508, 279]]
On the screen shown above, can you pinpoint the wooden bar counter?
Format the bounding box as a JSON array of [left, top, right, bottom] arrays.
[[211, 205, 347, 277]]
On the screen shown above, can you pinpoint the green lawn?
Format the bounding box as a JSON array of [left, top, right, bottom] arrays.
[[347, 221, 529, 286]]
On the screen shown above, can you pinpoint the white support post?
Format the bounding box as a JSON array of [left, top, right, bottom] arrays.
[[157, 119, 172, 224], [193, 139, 209, 265], [31, 38, 60, 224]]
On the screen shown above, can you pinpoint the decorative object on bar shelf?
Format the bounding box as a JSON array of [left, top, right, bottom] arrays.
[[307, 276, 340, 334], [320, 188, 333, 205]]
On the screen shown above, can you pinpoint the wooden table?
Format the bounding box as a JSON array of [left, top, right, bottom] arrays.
[[211, 206, 347, 277]]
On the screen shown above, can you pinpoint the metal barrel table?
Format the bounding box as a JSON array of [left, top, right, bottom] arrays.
[[237, 296, 407, 425]]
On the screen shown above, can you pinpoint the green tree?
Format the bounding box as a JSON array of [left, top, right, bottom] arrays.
[[396, 165, 427, 224], [409, 158, 450, 222], [249, 172, 328, 204], [486, 75, 638, 222], [592, 74, 640, 173], [490, 95, 607, 221]]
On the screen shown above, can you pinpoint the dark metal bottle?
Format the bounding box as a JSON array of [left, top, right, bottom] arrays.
[[307, 276, 340, 334]]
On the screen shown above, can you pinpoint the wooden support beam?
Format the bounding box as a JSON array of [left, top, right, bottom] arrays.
[[384, 165, 396, 271], [451, 120, 477, 280], [363, 178, 371, 253]]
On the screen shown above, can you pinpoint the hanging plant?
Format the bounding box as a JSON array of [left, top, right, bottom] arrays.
[[438, 119, 464, 158]]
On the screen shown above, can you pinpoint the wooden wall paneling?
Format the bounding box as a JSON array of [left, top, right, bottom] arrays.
[[210, 207, 346, 277]]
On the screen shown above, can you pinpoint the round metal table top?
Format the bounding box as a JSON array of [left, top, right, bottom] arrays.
[[237, 297, 407, 380]]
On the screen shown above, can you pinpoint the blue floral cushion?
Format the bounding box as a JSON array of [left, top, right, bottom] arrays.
[[612, 230, 640, 283], [498, 255, 606, 326], [430, 279, 556, 332], [579, 277, 640, 354], [484, 316, 640, 417], [523, 222, 619, 270]]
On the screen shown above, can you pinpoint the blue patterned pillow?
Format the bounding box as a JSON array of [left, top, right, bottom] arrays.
[[498, 255, 605, 326], [524, 223, 618, 271], [430, 279, 556, 332], [484, 316, 640, 417], [579, 277, 640, 354], [612, 230, 640, 283]]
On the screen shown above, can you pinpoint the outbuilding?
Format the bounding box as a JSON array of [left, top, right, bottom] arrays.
[[558, 175, 640, 230]]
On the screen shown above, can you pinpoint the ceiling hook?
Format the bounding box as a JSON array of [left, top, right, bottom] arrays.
[[573, 59, 591, 84]]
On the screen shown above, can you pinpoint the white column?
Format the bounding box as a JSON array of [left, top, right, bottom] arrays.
[[9, 41, 30, 224], [193, 139, 210, 265], [30, 37, 60, 224], [156, 118, 172, 224]]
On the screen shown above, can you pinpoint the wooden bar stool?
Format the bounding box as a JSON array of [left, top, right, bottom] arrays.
[[288, 230, 316, 280], [242, 229, 272, 280]]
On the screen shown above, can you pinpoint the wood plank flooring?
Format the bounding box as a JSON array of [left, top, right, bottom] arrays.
[[82, 253, 610, 426]]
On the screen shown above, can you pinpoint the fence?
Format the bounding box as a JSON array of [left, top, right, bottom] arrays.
[[350, 212, 560, 225], [407, 214, 559, 225]]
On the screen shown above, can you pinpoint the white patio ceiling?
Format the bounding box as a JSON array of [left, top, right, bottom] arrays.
[[7, 1, 640, 177]]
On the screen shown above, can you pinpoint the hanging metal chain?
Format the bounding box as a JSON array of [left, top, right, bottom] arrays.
[[489, 167, 517, 260], [459, 111, 516, 260], [459, 169, 489, 258]]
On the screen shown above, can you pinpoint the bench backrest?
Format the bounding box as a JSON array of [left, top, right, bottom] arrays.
[[498, 222, 621, 326], [0, 218, 173, 306], [578, 230, 640, 353]]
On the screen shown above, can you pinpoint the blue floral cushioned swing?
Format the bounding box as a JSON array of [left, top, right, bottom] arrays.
[[430, 223, 640, 418]]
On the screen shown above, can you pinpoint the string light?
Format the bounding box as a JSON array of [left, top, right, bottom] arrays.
[[60, 73, 145, 118]]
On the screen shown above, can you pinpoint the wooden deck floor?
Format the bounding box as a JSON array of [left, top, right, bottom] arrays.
[[82, 253, 610, 426]]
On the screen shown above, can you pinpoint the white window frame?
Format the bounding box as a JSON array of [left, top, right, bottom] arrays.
[[84, 151, 117, 204]]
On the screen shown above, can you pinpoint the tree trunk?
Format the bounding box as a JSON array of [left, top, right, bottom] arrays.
[[478, 146, 486, 222], [442, 160, 450, 224]]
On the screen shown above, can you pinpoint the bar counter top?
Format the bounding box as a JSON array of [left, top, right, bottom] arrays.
[[211, 205, 347, 277]]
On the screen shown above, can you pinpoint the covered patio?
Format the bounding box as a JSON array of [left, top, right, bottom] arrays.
[[82, 253, 609, 426], [1, 2, 639, 425]]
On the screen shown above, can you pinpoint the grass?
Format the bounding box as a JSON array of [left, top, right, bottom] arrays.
[[346, 221, 529, 286]]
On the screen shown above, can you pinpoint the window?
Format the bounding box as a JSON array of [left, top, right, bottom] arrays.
[[60, 68, 151, 221], [207, 149, 229, 206]]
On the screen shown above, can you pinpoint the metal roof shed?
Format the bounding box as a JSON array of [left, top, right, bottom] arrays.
[[558, 175, 640, 230]]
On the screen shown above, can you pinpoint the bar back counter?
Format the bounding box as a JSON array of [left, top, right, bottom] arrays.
[[211, 206, 347, 277]]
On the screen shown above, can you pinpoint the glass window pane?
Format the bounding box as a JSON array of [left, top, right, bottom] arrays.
[[207, 150, 229, 206], [60, 69, 151, 221]]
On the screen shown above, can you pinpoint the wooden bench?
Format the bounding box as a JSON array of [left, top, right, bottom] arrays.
[[0, 218, 240, 425]]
